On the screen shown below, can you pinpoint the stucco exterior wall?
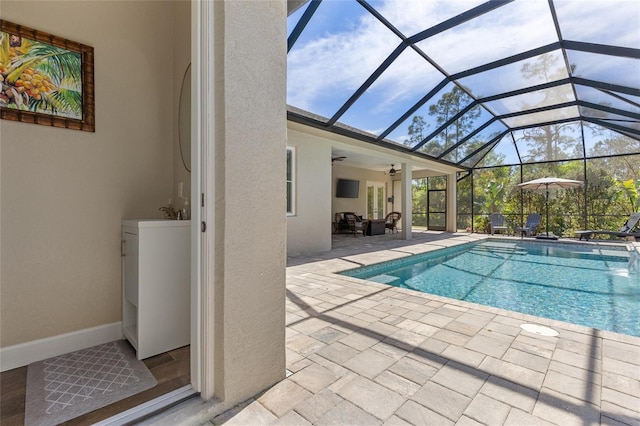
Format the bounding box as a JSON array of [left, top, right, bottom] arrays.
[[1, 1, 178, 347], [212, 0, 287, 402], [286, 128, 332, 256]]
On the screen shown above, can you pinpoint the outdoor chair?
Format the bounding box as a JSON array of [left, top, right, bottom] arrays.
[[385, 212, 401, 233], [335, 212, 362, 234], [344, 213, 366, 237], [513, 213, 542, 237], [575, 212, 640, 241], [334, 212, 355, 234], [489, 213, 509, 235]]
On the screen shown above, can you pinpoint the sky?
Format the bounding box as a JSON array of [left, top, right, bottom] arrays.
[[287, 0, 639, 159]]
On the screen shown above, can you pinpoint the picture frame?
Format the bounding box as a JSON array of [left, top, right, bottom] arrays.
[[0, 20, 95, 132]]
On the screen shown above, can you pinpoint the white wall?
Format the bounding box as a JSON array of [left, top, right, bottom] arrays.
[[1, 1, 178, 347], [286, 128, 332, 256]]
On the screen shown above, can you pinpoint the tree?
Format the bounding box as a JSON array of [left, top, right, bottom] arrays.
[[462, 138, 505, 167], [421, 86, 481, 160], [412, 178, 428, 226], [485, 180, 506, 213], [406, 115, 428, 147], [616, 176, 640, 212], [457, 173, 472, 230], [516, 54, 578, 162], [474, 166, 516, 214], [589, 131, 640, 181], [586, 130, 640, 227]]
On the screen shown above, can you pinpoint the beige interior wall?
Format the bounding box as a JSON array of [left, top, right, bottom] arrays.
[[286, 128, 332, 256], [213, 0, 287, 402], [1, 1, 177, 347], [172, 1, 192, 213]]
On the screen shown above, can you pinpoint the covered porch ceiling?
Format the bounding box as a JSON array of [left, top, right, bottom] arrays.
[[289, 120, 461, 177]]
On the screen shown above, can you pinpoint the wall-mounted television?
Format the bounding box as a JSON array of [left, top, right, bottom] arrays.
[[336, 179, 360, 198]]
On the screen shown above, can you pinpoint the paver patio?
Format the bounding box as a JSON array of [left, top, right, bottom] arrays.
[[201, 232, 639, 425]]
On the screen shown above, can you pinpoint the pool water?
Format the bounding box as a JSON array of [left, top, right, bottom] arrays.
[[341, 240, 640, 337]]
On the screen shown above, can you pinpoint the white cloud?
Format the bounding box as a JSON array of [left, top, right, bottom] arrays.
[[415, 1, 557, 74], [287, 0, 485, 111], [287, 0, 634, 125], [287, 4, 400, 111], [554, 0, 640, 49]]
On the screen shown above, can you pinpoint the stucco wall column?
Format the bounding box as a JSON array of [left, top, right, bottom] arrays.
[[210, 0, 287, 403], [400, 162, 412, 239], [446, 172, 457, 232]]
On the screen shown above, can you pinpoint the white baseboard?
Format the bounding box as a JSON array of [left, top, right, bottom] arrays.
[[0, 322, 122, 372]]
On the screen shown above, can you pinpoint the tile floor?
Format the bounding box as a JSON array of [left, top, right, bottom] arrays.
[[199, 232, 639, 426]]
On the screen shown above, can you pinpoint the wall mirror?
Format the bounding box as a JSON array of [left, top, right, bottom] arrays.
[[178, 64, 191, 172]]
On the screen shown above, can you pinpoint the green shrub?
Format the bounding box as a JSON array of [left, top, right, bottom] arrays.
[[474, 216, 490, 233]]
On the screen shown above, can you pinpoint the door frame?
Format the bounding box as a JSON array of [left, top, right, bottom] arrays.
[[190, 0, 214, 398]]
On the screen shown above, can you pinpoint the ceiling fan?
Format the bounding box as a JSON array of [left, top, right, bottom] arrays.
[[387, 164, 400, 176]]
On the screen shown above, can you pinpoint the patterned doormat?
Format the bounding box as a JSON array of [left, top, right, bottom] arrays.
[[25, 340, 157, 425]]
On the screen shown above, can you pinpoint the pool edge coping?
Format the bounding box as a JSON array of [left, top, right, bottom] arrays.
[[287, 236, 640, 344]]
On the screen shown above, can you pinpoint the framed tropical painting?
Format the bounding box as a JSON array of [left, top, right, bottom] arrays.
[[0, 20, 95, 132]]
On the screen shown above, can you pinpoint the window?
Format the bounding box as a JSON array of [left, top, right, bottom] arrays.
[[286, 147, 295, 215]]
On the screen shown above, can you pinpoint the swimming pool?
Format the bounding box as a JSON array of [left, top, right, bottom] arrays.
[[341, 240, 640, 337]]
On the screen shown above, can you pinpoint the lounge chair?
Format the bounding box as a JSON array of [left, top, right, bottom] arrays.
[[575, 212, 640, 241], [489, 213, 509, 235], [513, 213, 542, 237], [385, 212, 401, 233]]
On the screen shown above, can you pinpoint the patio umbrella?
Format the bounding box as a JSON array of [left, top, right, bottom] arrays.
[[516, 177, 583, 240]]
